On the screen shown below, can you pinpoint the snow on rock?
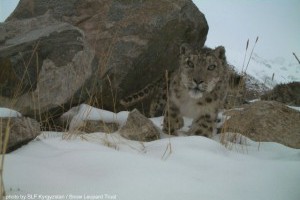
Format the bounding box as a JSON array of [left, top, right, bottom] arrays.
[[289, 106, 300, 112], [63, 104, 129, 131], [0, 107, 22, 117]]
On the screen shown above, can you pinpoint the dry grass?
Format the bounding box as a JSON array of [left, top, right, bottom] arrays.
[[292, 52, 300, 64], [61, 43, 121, 148], [220, 37, 259, 150], [0, 118, 11, 198], [161, 70, 172, 160], [62, 25, 120, 139]]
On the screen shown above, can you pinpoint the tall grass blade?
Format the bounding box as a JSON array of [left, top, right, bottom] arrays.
[[292, 52, 300, 64], [244, 36, 259, 73], [241, 39, 249, 73]]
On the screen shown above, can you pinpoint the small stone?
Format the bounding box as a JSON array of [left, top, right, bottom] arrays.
[[0, 117, 41, 153], [78, 120, 119, 133], [120, 109, 160, 142]]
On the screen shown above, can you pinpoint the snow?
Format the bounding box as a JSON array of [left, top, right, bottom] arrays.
[[4, 131, 300, 200], [63, 104, 128, 131], [0, 107, 21, 117], [229, 52, 300, 88], [289, 106, 300, 112], [3, 105, 300, 200]]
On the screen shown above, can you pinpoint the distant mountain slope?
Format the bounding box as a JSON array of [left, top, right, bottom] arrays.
[[227, 51, 300, 89]]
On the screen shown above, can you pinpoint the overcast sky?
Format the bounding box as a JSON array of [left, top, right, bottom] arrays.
[[194, 0, 300, 62], [0, 0, 299, 63], [0, 0, 19, 22]]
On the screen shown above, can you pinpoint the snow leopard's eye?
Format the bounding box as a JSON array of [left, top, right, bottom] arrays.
[[207, 64, 216, 71], [187, 60, 194, 68]]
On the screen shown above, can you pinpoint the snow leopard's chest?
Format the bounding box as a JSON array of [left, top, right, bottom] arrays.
[[168, 76, 224, 119], [170, 88, 219, 119]]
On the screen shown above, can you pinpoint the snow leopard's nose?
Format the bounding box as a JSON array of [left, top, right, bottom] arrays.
[[193, 79, 203, 85]]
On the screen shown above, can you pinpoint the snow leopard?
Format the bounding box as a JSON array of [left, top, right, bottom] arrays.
[[120, 44, 241, 137]]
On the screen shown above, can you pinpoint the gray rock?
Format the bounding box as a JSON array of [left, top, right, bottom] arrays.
[[224, 101, 300, 149], [120, 109, 160, 142], [0, 14, 98, 125], [6, 0, 208, 115], [0, 26, 5, 43], [0, 117, 41, 153], [78, 120, 119, 133], [261, 81, 300, 106]]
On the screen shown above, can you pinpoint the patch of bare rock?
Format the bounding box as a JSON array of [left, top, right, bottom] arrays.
[[224, 101, 300, 149]]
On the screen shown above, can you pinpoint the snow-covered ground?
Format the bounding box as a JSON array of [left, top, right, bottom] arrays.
[[2, 105, 300, 200], [4, 134, 300, 200]]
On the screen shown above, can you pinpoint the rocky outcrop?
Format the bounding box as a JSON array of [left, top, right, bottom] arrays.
[[120, 109, 160, 142], [261, 82, 300, 106], [0, 117, 41, 153], [0, 13, 98, 125], [4, 0, 208, 117], [224, 101, 300, 148]]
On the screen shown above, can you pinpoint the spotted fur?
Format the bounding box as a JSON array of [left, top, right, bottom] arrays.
[[120, 44, 242, 137]]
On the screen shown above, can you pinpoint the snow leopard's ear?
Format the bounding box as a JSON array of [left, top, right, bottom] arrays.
[[215, 46, 226, 60], [180, 43, 193, 56]]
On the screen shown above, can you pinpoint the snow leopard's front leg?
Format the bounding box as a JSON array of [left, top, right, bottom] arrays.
[[187, 113, 217, 138], [163, 102, 184, 135]]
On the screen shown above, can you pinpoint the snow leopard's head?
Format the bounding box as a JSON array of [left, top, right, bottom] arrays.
[[179, 44, 227, 99]]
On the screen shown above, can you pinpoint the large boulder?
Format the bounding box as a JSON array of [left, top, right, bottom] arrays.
[[0, 13, 98, 126], [224, 101, 300, 149], [6, 0, 208, 115], [0, 117, 41, 153]]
